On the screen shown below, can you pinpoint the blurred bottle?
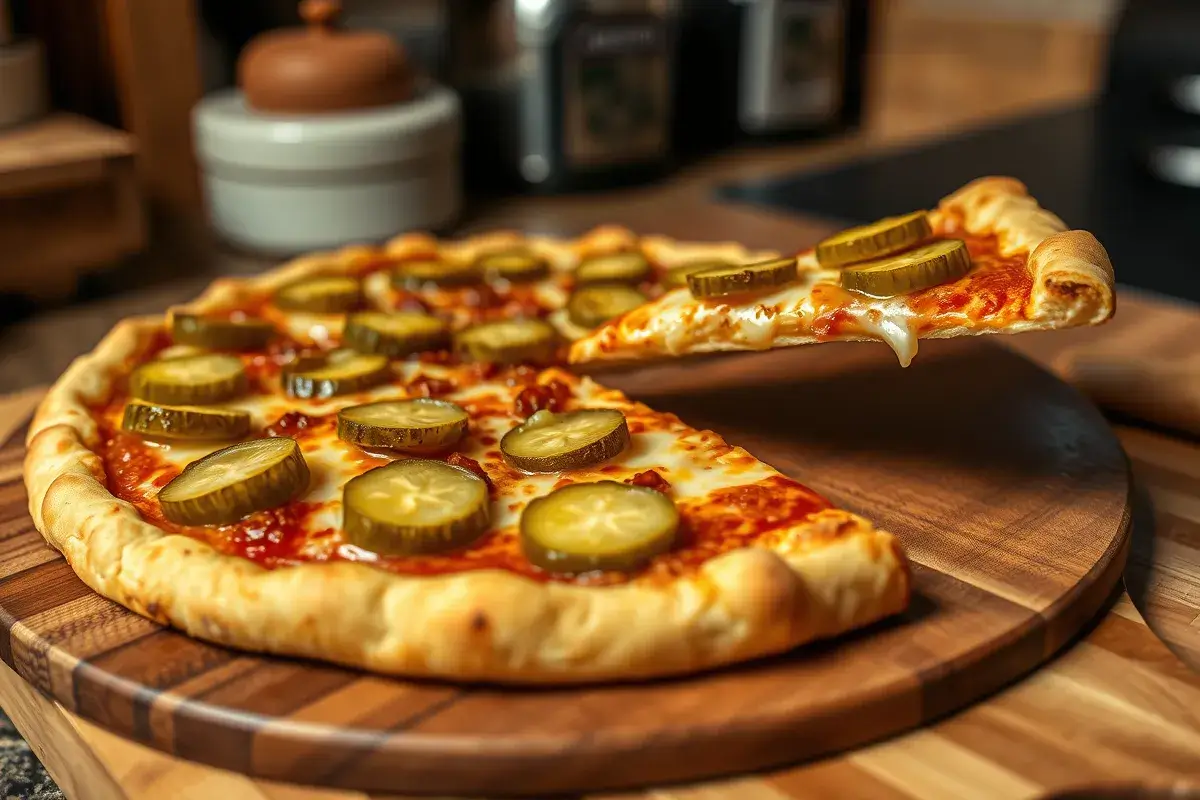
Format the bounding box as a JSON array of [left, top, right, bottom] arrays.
[[445, 0, 679, 194], [675, 0, 869, 157]]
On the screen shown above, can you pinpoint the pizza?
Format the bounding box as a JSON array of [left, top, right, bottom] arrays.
[[567, 177, 1116, 367], [24, 225, 908, 683]]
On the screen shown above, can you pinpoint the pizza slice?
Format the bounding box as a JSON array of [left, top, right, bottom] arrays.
[[566, 177, 1116, 367], [26, 246, 909, 684]]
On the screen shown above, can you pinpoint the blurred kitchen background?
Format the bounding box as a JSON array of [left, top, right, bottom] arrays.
[[3, 0, 1197, 396]]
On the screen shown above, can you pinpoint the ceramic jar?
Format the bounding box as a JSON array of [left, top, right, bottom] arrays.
[[192, 0, 462, 254]]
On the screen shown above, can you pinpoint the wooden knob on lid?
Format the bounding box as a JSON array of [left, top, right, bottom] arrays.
[[238, 0, 414, 114]]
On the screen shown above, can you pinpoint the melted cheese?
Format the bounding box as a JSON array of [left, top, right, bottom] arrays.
[[104, 363, 781, 560]]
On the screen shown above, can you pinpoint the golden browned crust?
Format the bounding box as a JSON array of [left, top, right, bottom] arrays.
[[934, 176, 1115, 327], [25, 227, 910, 683]]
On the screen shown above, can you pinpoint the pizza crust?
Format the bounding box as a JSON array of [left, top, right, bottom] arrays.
[[25, 232, 910, 683]]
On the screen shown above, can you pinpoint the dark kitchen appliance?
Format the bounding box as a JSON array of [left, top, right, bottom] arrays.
[[675, 0, 869, 156], [445, 0, 678, 194]]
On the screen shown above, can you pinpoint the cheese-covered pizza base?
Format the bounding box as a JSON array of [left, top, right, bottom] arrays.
[[25, 227, 908, 684], [567, 177, 1116, 367]]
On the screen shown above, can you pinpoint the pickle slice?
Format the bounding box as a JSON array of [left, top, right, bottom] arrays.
[[567, 285, 646, 329], [663, 258, 733, 290], [130, 354, 247, 405], [342, 459, 490, 555], [687, 257, 798, 299], [338, 398, 469, 453], [158, 437, 310, 525], [815, 211, 932, 268], [454, 319, 558, 365], [171, 313, 275, 351], [575, 252, 651, 285], [501, 408, 629, 473], [274, 276, 362, 313], [477, 250, 550, 283], [521, 481, 678, 574], [392, 258, 480, 288], [283, 350, 391, 399], [840, 239, 973, 297], [343, 311, 449, 358], [122, 400, 251, 441]]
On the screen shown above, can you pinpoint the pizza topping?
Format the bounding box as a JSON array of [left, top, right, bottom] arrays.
[[513, 378, 572, 417], [337, 398, 469, 453], [500, 408, 629, 473], [663, 259, 733, 290], [454, 319, 558, 365], [476, 250, 550, 284], [283, 350, 391, 399], [171, 313, 275, 351], [274, 276, 362, 313], [157, 437, 310, 525], [130, 354, 248, 406], [626, 469, 672, 494], [122, 401, 251, 442], [687, 257, 798, 299], [574, 252, 651, 285], [840, 239, 973, 297], [342, 459, 490, 555], [407, 374, 457, 397], [567, 285, 646, 329], [445, 452, 493, 491], [342, 311, 450, 358], [520, 481, 679, 574], [815, 211, 933, 268], [392, 258, 480, 288]]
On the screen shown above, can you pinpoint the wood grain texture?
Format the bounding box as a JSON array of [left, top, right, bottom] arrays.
[[0, 337, 1129, 795]]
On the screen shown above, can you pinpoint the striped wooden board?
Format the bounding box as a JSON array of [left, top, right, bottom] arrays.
[[0, 336, 1133, 796]]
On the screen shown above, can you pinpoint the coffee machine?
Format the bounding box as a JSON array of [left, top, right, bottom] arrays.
[[445, 0, 678, 193]]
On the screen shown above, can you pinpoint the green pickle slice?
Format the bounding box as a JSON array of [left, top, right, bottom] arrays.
[[454, 319, 558, 364], [274, 276, 362, 313], [687, 257, 798, 299], [171, 313, 275, 351], [122, 401, 251, 441], [574, 252, 651, 285], [521, 481, 679, 574], [130, 354, 247, 405], [477, 250, 550, 283], [567, 285, 646, 329], [501, 408, 629, 473], [663, 258, 734, 290], [342, 459, 490, 555], [343, 311, 449, 358], [840, 239, 973, 297], [158, 437, 310, 525], [392, 258, 480, 288], [815, 211, 932, 268], [283, 350, 391, 399], [338, 398, 469, 453]]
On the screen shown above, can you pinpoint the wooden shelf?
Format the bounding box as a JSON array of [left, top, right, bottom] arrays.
[[0, 112, 145, 300]]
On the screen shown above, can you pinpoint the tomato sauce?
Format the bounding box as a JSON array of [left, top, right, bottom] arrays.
[[908, 232, 1031, 319]]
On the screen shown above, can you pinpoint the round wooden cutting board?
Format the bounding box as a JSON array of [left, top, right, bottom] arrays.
[[0, 338, 1130, 796]]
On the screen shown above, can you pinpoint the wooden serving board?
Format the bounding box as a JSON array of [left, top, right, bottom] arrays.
[[0, 339, 1130, 796]]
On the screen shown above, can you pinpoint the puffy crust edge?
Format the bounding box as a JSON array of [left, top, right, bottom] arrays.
[[25, 229, 909, 683], [935, 176, 1115, 327]]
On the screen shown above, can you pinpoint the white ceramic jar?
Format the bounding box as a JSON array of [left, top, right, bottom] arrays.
[[192, 0, 462, 255], [193, 84, 461, 254]]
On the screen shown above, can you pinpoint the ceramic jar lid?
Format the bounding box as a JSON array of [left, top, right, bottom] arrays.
[[238, 0, 414, 114]]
